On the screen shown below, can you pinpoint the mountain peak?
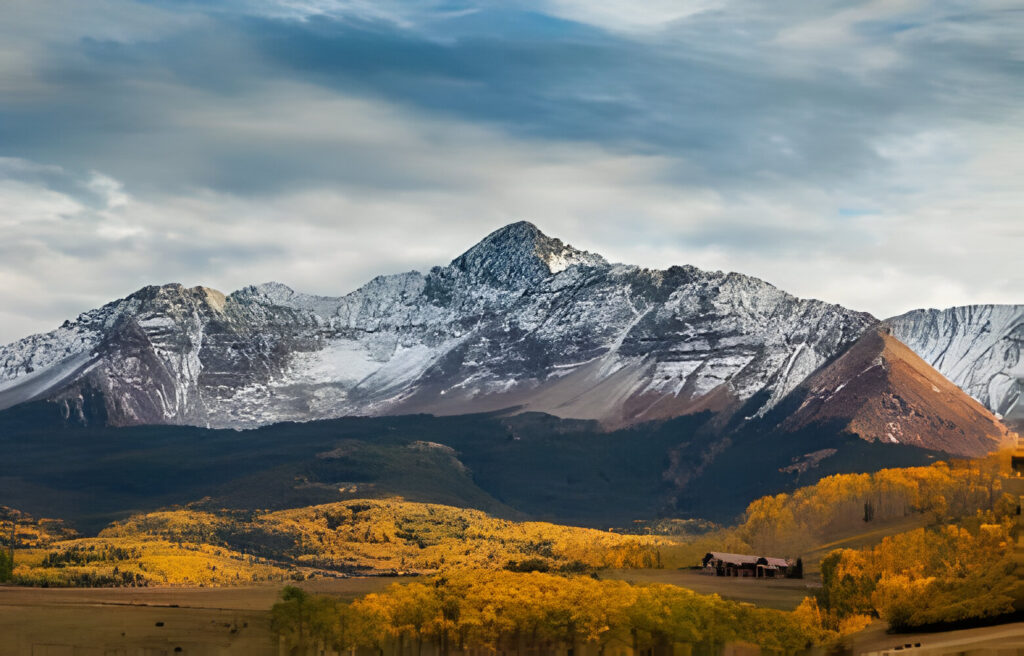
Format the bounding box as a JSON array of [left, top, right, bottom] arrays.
[[780, 328, 1013, 456], [122, 283, 227, 313], [252, 281, 297, 300], [490, 220, 543, 239], [450, 221, 608, 287]]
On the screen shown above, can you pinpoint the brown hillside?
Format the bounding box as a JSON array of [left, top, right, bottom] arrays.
[[781, 329, 1014, 457]]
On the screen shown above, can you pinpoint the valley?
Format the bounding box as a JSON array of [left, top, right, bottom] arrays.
[[1, 446, 1020, 654]]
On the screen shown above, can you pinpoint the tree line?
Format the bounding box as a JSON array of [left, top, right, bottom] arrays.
[[814, 518, 1021, 630], [738, 454, 1014, 556], [272, 570, 821, 656]]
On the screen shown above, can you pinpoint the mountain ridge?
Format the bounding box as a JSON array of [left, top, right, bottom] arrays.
[[887, 304, 1024, 430], [0, 222, 874, 428], [0, 221, 1013, 458], [777, 327, 1013, 456]]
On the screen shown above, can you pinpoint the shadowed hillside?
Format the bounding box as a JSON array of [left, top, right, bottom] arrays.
[[0, 398, 946, 533]]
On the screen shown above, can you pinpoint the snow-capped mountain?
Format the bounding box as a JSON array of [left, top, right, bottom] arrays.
[[888, 305, 1024, 428], [0, 222, 876, 430]]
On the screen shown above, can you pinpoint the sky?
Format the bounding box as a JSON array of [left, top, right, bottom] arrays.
[[0, 0, 1022, 344]]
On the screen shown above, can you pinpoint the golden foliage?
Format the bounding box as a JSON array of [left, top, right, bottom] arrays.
[[16, 499, 693, 585], [13, 537, 292, 587], [737, 453, 1014, 556], [273, 571, 817, 654], [818, 520, 1019, 629], [791, 597, 872, 648], [12, 451, 1016, 598], [1, 506, 78, 549], [98, 499, 683, 575]]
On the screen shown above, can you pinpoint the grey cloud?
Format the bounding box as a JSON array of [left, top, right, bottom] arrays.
[[2, 1, 1020, 197], [0, 0, 1020, 343]]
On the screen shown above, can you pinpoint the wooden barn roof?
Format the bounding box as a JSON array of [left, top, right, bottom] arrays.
[[704, 552, 790, 567], [705, 552, 759, 565]]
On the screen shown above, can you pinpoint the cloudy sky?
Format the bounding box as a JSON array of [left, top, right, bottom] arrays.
[[1, 0, 1021, 344]]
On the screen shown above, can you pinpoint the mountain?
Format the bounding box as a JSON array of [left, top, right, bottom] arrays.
[[887, 305, 1024, 429], [775, 328, 1013, 456], [0, 221, 1016, 530], [0, 221, 876, 430], [0, 221, 1015, 459]]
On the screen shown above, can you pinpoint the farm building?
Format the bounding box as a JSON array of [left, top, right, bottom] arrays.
[[702, 552, 792, 578]]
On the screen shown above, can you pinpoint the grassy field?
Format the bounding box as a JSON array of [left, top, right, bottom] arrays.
[[0, 578, 397, 656], [1, 574, 814, 654], [6, 561, 1019, 655]]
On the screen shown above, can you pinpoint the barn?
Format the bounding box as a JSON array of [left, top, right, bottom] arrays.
[[702, 552, 793, 578]]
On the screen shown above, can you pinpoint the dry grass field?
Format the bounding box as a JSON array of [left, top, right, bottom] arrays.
[[0, 579, 396, 656]]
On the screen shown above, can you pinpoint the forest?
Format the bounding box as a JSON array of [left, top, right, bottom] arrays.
[[730, 451, 1022, 630], [4, 500, 681, 586], [263, 451, 1023, 652], [736, 452, 1014, 554], [813, 519, 1021, 630], [270, 571, 823, 656]]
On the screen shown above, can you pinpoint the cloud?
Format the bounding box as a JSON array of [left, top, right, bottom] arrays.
[[225, 0, 719, 33], [4, 1, 1019, 194], [533, 0, 724, 33], [1, 101, 1020, 344], [774, 0, 921, 49], [0, 0, 1020, 344]]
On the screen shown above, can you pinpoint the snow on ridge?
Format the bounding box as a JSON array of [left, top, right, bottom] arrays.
[[888, 305, 1024, 420], [0, 222, 881, 428]]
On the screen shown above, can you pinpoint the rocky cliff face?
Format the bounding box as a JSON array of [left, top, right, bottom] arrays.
[[778, 328, 1014, 456], [0, 222, 876, 429], [888, 305, 1024, 428], [0, 283, 325, 426]]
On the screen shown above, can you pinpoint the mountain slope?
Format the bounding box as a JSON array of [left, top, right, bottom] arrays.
[[0, 221, 875, 430], [888, 305, 1024, 429], [0, 397, 944, 531], [777, 328, 1013, 456]]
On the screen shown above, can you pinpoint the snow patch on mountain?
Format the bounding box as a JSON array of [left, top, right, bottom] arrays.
[[888, 305, 1024, 424], [0, 222, 876, 429]]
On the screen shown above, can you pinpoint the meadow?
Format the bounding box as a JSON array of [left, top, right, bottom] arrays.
[[0, 579, 395, 656]]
